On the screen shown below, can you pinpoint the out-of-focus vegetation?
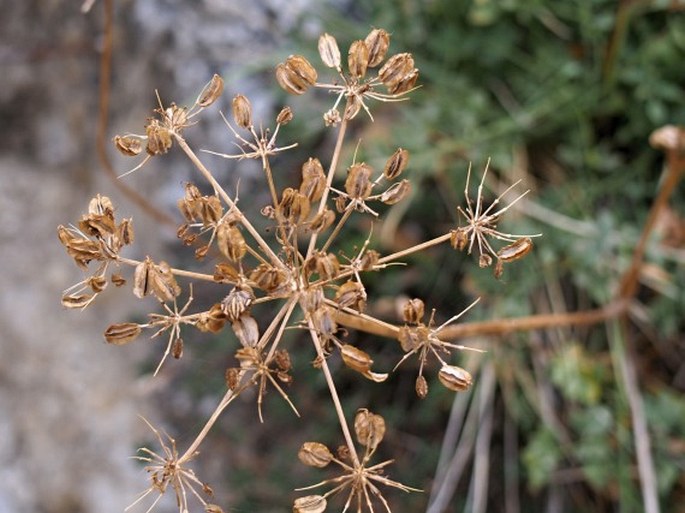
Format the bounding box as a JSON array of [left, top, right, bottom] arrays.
[[147, 2, 685, 512]]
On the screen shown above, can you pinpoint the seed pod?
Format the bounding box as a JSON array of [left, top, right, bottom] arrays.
[[450, 228, 469, 251], [88, 274, 108, 293], [250, 264, 290, 295], [494, 259, 504, 279], [479, 253, 493, 268], [104, 323, 141, 345], [117, 218, 134, 246], [365, 28, 390, 67], [359, 249, 379, 271], [280, 188, 311, 224], [341, 345, 389, 382], [380, 179, 411, 205], [197, 74, 224, 108], [415, 375, 428, 399], [308, 208, 335, 233], [389, 68, 419, 95], [275, 349, 292, 372], [194, 244, 210, 261], [438, 364, 473, 392], [348, 40, 369, 79], [231, 94, 252, 129], [299, 158, 326, 202], [398, 325, 425, 352], [204, 505, 225, 513], [335, 195, 348, 213], [225, 367, 240, 390], [231, 313, 259, 348], [133, 257, 181, 302], [200, 195, 223, 226], [300, 286, 324, 313], [79, 211, 116, 239], [111, 273, 126, 286], [309, 251, 340, 281], [354, 409, 386, 450], [171, 337, 184, 359], [402, 298, 425, 325], [196, 303, 227, 333], [221, 286, 255, 322], [145, 119, 173, 155], [213, 262, 240, 284], [343, 95, 362, 121], [335, 280, 366, 311], [276, 55, 317, 95], [318, 33, 341, 69], [216, 223, 247, 263], [497, 237, 533, 262], [298, 442, 333, 468], [345, 163, 373, 200], [276, 106, 293, 125], [166, 103, 188, 128], [113, 135, 143, 156], [384, 148, 409, 180], [293, 495, 327, 513], [61, 293, 94, 309], [378, 53, 414, 91]]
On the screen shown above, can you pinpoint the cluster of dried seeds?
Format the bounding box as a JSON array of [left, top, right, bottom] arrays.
[[58, 27, 537, 513]]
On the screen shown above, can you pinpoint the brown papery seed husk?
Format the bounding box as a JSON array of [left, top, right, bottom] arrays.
[[293, 495, 327, 513], [378, 53, 414, 90], [197, 74, 224, 107], [416, 375, 428, 399], [213, 262, 240, 284], [113, 135, 143, 156], [231, 94, 252, 129], [276, 106, 293, 125], [171, 337, 183, 359], [380, 179, 411, 205], [309, 208, 335, 234], [204, 505, 226, 513], [365, 28, 390, 67], [276, 63, 309, 95], [345, 163, 373, 199], [298, 442, 334, 468], [438, 364, 473, 392], [479, 253, 493, 268], [348, 40, 369, 79], [104, 323, 141, 345], [389, 68, 419, 95], [354, 408, 386, 449], [61, 293, 94, 309], [384, 148, 409, 180], [318, 33, 341, 69], [287, 55, 318, 85], [340, 344, 373, 374], [149, 260, 181, 302], [496, 237, 533, 263], [231, 313, 259, 348], [216, 223, 247, 263], [300, 158, 326, 202], [450, 228, 469, 251], [402, 298, 425, 325]]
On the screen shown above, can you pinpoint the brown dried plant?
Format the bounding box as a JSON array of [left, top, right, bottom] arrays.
[[58, 29, 539, 513]]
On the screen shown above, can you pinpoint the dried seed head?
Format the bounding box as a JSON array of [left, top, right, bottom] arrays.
[[276, 55, 317, 95], [145, 119, 173, 155], [403, 298, 425, 325], [221, 286, 255, 322], [61, 293, 94, 309], [354, 408, 386, 450], [87, 274, 108, 293], [276, 106, 294, 125], [649, 124, 685, 151], [113, 135, 143, 156], [378, 53, 415, 91], [438, 364, 473, 392], [345, 163, 373, 200], [104, 322, 141, 345], [335, 280, 366, 311], [197, 74, 224, 108], [275, 349, 292, 372], [308, 208, 335, 233], [204, 505, 225, 513], [299, 158, 326, 202], [479, 253, 493, 268], [384, 148, 410, 180], [318, 33, 341, 69], [301, 286, 325, 313], [231, 313, 259, 348], [348, 40, 369, 79], [117, 218, 134, 246], [250, 263, 290, 296], [111, 273, 126, 286], [365, 28, 390, 67], [293, 495, 327, 513], [380, 179, 411, 205], [231, 94, 252, 129], [340, 344, 373, 374], [415, 375, 428, 399], [494, 259, 504, 279], [497, 237, 533, 262], [216, 223, 247, 263], [306, 251, 340, 281], [298, 442, 334, 468]]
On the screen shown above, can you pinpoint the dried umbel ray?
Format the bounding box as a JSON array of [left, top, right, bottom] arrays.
[[58, 27, 539, 513]]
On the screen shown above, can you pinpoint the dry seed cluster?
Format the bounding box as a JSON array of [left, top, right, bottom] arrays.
[[58, 28, 537, 513]]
